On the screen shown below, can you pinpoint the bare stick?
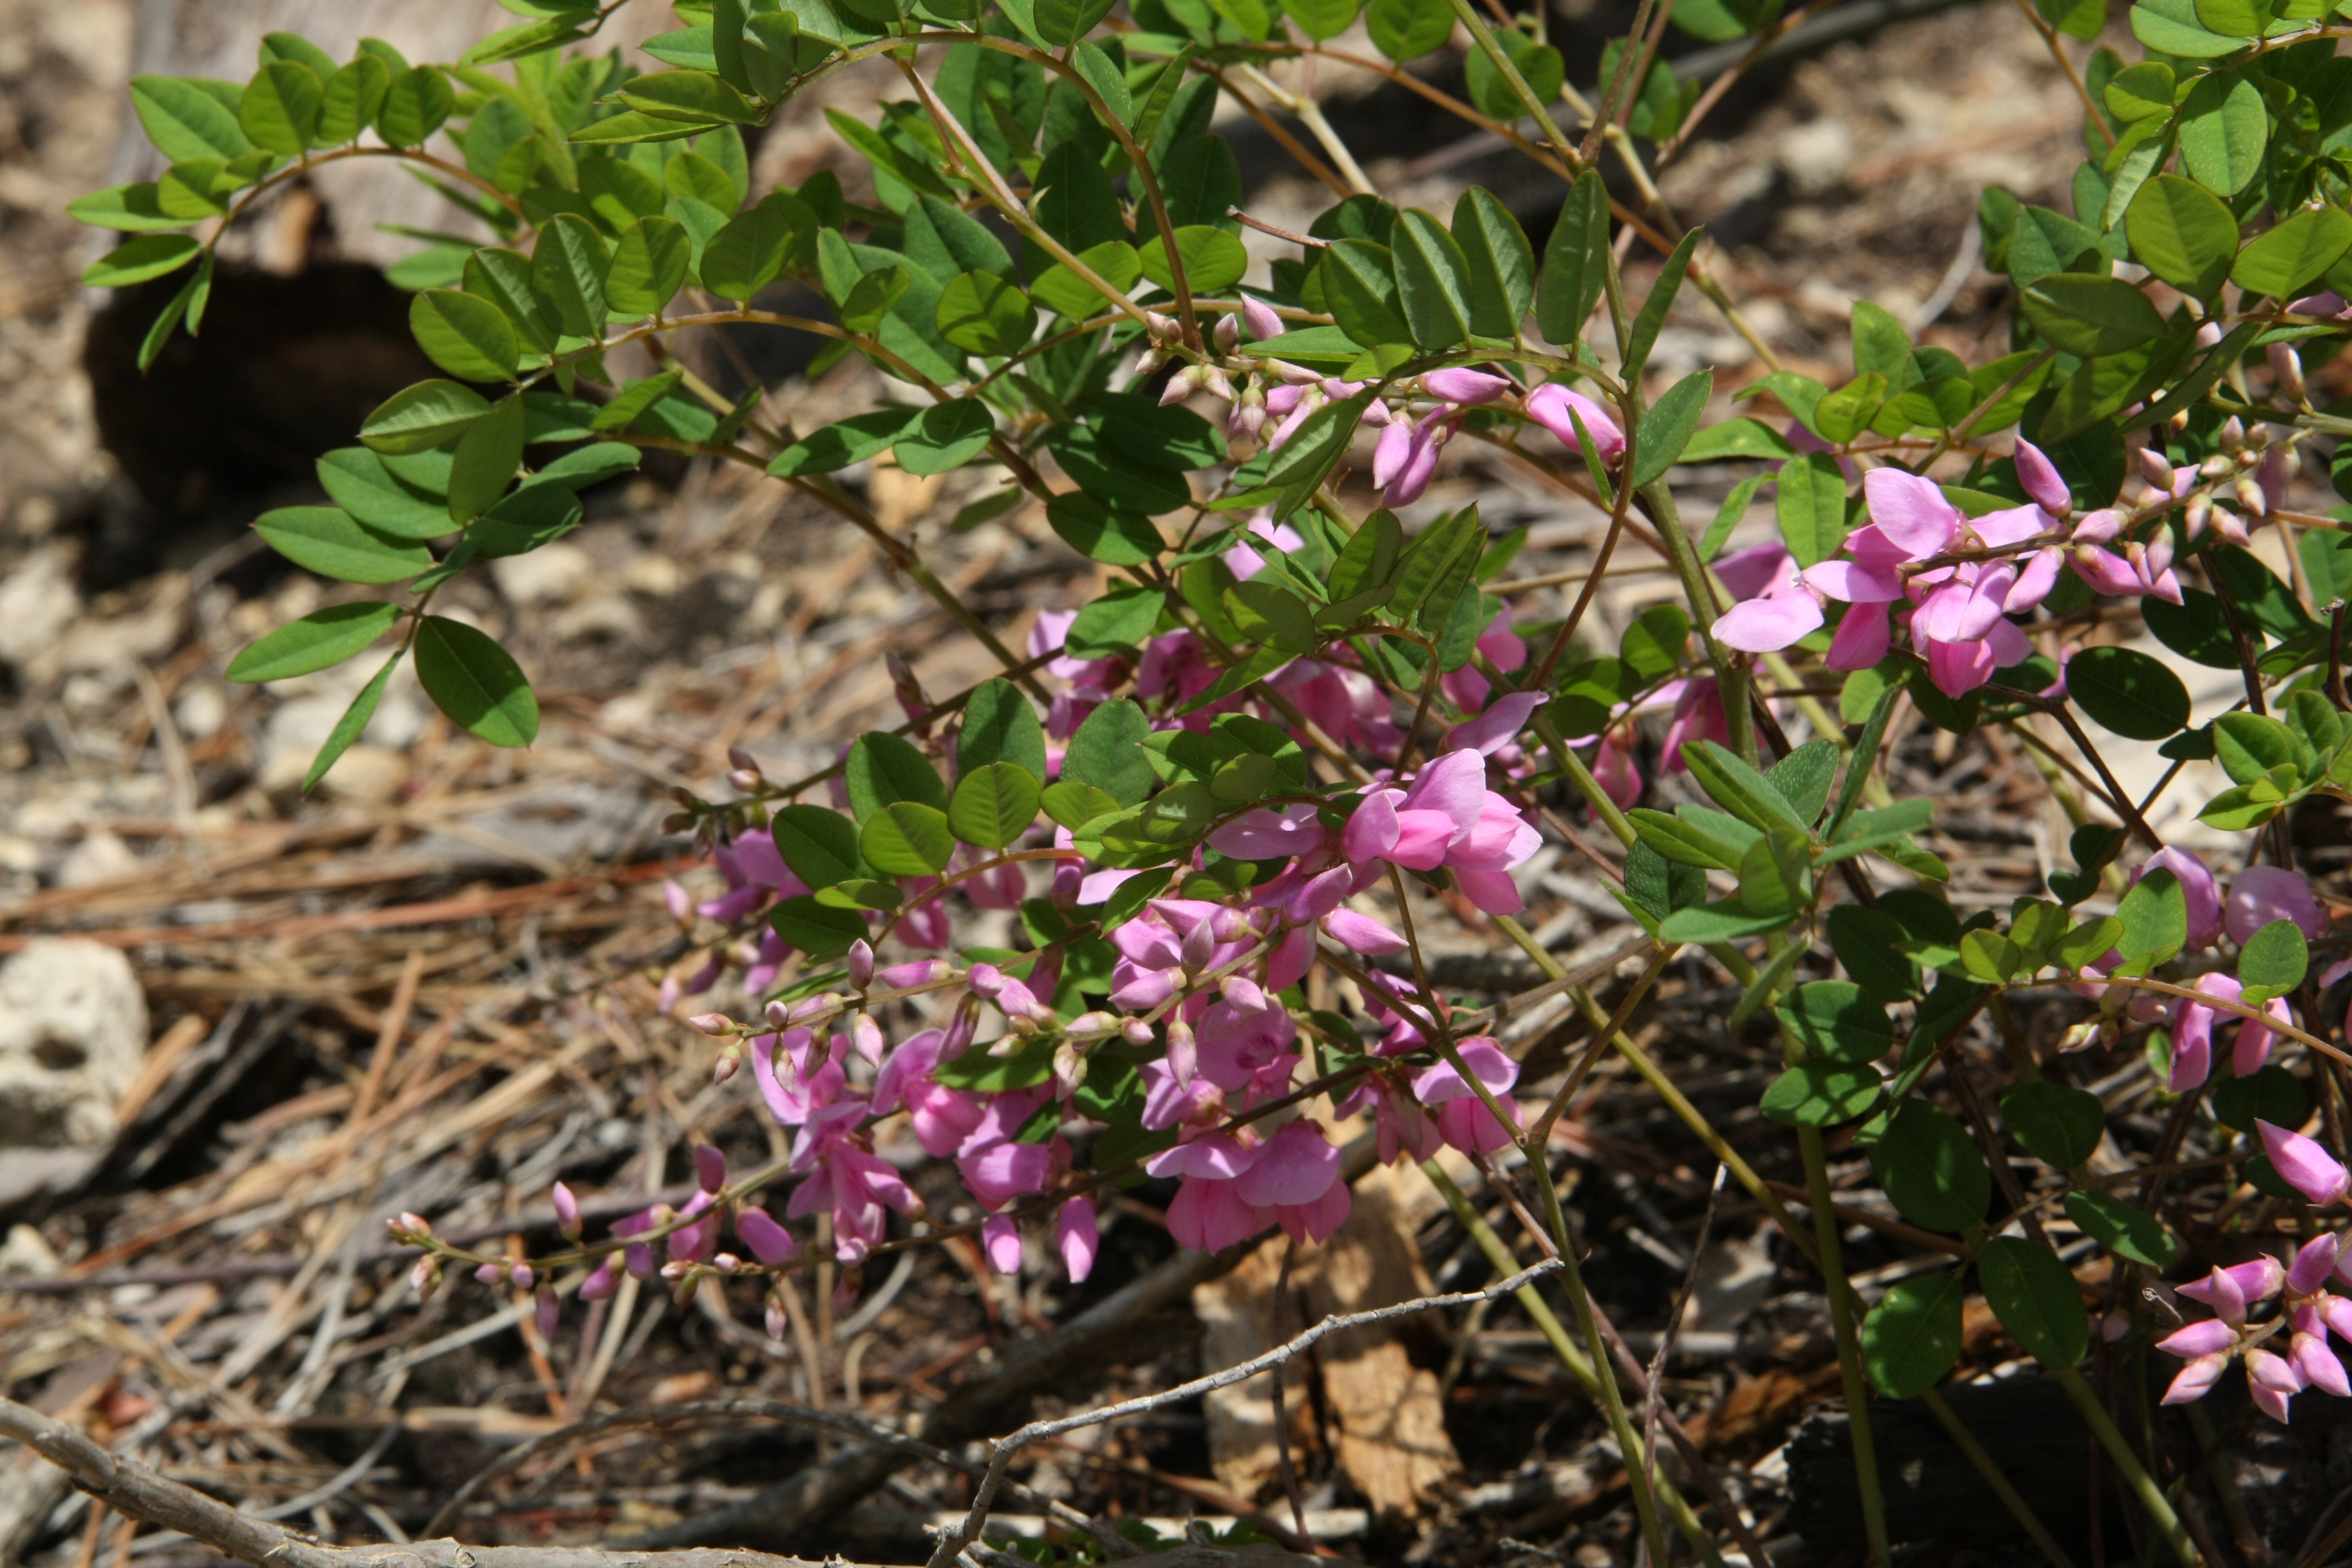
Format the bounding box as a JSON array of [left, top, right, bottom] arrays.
[[923, 1261, 1565, 1568]]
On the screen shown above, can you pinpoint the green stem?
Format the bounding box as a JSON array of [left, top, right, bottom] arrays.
[[1799, 1123, 1891, 1568], [1423, 1160, 1727, 1568], [2052, 1363, 2201, 1567]]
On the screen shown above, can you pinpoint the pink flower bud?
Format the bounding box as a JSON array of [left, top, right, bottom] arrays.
[[1166, 1020, 1197, 1087], [1243, 297, 1282, 342], [880, 959, 947, 988], [2013, 439, 2071, 516], [847, 939, 874, 989], [580, 1257, 620, 1300], [982, 1213, 1022, 1275], [1322, 907, 1410, 955], [536, 1290, 560, 1340], [1144, 310, 1178, 341], [1220, 974, 1268, 1012], [695, 1144, 728, 1194], [712, 1050, 739, 1086], [2071, 508, 2123, 545], [2138, 447, 2175, 490], [510, 1263, 535, 1291], [2260, 1120, 2350, 1206], [2158, 1319, 2237, 1358], [765, 999, 793, 1027], [1215, 313, 1240, 352], [552, 1182, 582, 1240], [665, 880, 694, 923], [2270, 342, 2307, 404], [1180, 919, 1216, 975], [410, 1257, 439, 1297], [2161, 1352, 2228, 1404], [737, 1206, 799, 1265], [1057, 1197, 1100, 1282], [1160, 365, 1201, 406], [689, 1012, 733, 1037], [765, 1295, 789, 1340], [475, 1263, 508, 1287], [1122, 1017, 1155, 1046], [2291, 1233, 2342, 1298], [1423, 368, 1509, 405], [967, 962, 1006, 999], [851, 1014, 885, 1064]]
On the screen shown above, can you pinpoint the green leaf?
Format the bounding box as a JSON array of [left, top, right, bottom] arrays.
[[303, 653, 401, 793], [1862, 1273, 1966, 1400], [2064, 1190, 2178, 1267], [2124, 175, 2238, 301], [2114, 867, 2187, 968], [447, 393, 526, 522], [130, 77, 253, 163], [2067, 645, 2189, 739], [1281, 0, 1363, 37], [2240, 917, 2309, 1000], [239, 60, 323, 154], [69, 183, 190, 233], [318, 57, 393, 145], [1320, 239, 1411, 350], [2000, 1081, 2106, 1171], [1870, 1099, 1990, 1234], [1537, 170, 1609, 349], [959, 678, 1048, 780], [1630, 809, 1743, 871], [226, 602, 402, 683], [589, 369, 687, 435], [1033, 0, 1119, 45], [82, 235, 203, 288], [1776, 453, 1850, 567], [1681, 739, 1809, 835], [1451, 187, 1533, 339], [1329, 510, 1403, 601], [413, 615, 538, 746], [1065, 698, 1155, 805], [2233, 208, 2352, 299], [2177, 72, 2267, 195], [376, 66, 455, 147], [769, 895, 870, 955], [2143, 590, 2241, 668], [1629, 371, 1712, 487], [1366, 0, 1456, 57], [1069, 585, 1165, 657], [1776, 980, 1897, 1064], [2215, 712, 2297, 783], [619, 69, 764, 124], [1047, 493, 1164, 564], [1224, 580, 1317, 654], [949, 761, 1044, 848], [410, 288, 520, 382], [2019, 274, 2166, 357], [606, 215, 693, 316], [1042, 780, 1121, 830], [531, 214, 611, 337], [1028, 240, 1141, 319], [316, 448, 449, 538], [253, 507, 433, 584], [1389, 209, 1476, 349], [1620, 231, 1701, 384], [861, 801, 956, 875], [935, 270, 1036, 355], [845, 732, 948, 821], [772, 803, 867, 888], [1139, 226, 1249, 295], [1760, 1062, 1885, 1128], [701, 197, 805, 302], [768, 408, 915, 476], [464, 248, 559, 354], [1659, 901, 1796, 943], [895, 400, 997, 476], [1828, 905, 1922, 1002], [1683, 420, 1796, 465], [533, 442, 643, 491], [1978, 1235, 2087, 1367]]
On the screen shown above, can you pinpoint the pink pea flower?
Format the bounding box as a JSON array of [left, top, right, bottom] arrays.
[[1712, 546, 1824, 653], [2247, 1344, 2307, 1422], [1525, 385, 1625, 464], [1341, 750, 1540, 915], [2171, 972, 2291, 1086], [1424, 368, 1509, 405], [2161, 1352, 2229, 1405], [1322, 906, 1409, 955], [1207, 805, 1325, 860], [1056, 1196, 1099, 1281], [1233, 1119, 1351, 1243], [736, 1206, 799, 1265], [2258, 1120, 2350, 1207], [982, 1213, 1022, 1275], [1411, 1039, 1522, 1153], [2228, 865, 2328, 943], [1592, 728, 1642, 809], [1447, 690, 1547, 756], [2013, 439, 2072, 517], [2179, 1256, 2283, 1317], [1223, 514, 1306, 581], [1659, 678, 1727, 773]]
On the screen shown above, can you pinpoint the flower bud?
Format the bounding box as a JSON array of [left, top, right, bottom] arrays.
[[2218, 417, 2245, 453], [2138, 447, 2175, 490], [553, 1182, 582, 1240], [2270, 342, 2307, 404], [1053, 1038, 1088, 1097], [688, 1012, 734, 1037], [1200, 366, 1234, 402], [581, 1257, 620, 1300], [695, 1144, 728, 1194], [1144, 310, 1179, 341], [712, 1049, 739, 1086], [851, 1013, 886, 1064], [475, 1262, 508, 1287], [1166, 1020, 1197, 1087], [664, 880, 694, 923], [410, 1257, 440, 1297], [660, 1260, 690, 1281], [765, 999, 793, 1027], [1215, 313, 1240, 352], [1160, 364, 1202, 406], [1067, 1011, 1121, 1039], [728, 768, 762, 792], [1221, 974, 1268, 1012], [846, 939, 874, 989], [879, 959, 948, 988], [536, 1289, 560, 1341], [1243, 297, 1283, 342], [967, 962, 1006, 999], [2182, 492, 2212, 540], [765, 1293, 789, 1341], [1213, 907, 1252, 942], [1180, 919, 1217, 976], [2235, 472, 2269, 518], [511, 1263, 535, 1291], [1122, 1017, 1155, 1046], [712, 1253, 742, 1274]]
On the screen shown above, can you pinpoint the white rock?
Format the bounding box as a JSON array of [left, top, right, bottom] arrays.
[[174, 681, 227, 742], [492, 542, 595, 606], [0, 1224, 60, 1278], [1778, 118, 1856, 197], [0, 546, 79, 673], [56, 830, 138, 889], [0, 940, 147, 1148]]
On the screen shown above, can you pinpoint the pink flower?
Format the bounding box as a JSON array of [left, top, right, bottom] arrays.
[[2258, 1120, 2350, 1206], [2228, 865, 2327, 944], [736, 1206, 799, 1265], [1659, 678, 1727, 773], [1525, 384, 1626, 463], [1233, 1120, 1351, 1243], [1341, 750, 1540, 916], [2157, 1319, 2238, 1358], [1322, 906, 1409, 955], [1223, 515, 1305, 581], [1440, 609, 1531, 710], [1411, 1039, 1521, 1153], [2171, 972, 2290, 1086], [1056, 1196, 1099, 1281], [2161, 1352, 2229, 1405], [2290, 1233, 2342, 1298], [982, 1213, 1022, 1275], [2138, 847, 2222, 949], [1712, 546, 1824, 653], [1593, 728, 1641, 809], [1447, 691, 1546, 756], [1207, 805, 1325, 859], [2179, 1256, 2283, 1319], [1424, 368, 1509, 405], [2013, 439, 2071, 516]]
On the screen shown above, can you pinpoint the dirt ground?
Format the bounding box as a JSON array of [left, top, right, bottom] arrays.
[[3, 3, 2335, 1567]]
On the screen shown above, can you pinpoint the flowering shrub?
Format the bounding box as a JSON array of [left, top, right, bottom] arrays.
[[71, 0, 2352, 1560]]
